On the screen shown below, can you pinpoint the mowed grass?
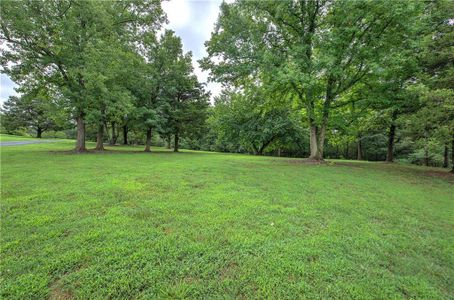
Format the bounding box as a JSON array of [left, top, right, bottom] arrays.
[[0, 134, 37, 142], [1, 140, 453, 299]]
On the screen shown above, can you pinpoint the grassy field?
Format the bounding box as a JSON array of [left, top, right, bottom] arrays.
[[1, 139, 453, 299], [0, 134, 37, 142]]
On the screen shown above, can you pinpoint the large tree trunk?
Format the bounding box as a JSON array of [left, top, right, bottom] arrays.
[[308, 82, 332, 161], [123, 125, 128, 145], [443, 143, 448, 168], [386, 111, 397, 162], [36, 127, 42, 138], [357, 136, 363, 160], [174, 131, 179, 152], [144, 128, 152, 152], [95, 124, 105, 151], [309, 126, 321, 160], [308, 125, 327, 160], [75, 115, 87, 152]]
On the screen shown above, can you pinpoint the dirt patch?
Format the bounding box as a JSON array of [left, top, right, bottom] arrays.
[[163, 227, 173, 235], [219, 262, 239, 280], [335, 161, 454, 182], [275, 158, 328, 165], [423, 170, 454, 180], [330, 161, 366, 168], [49, 280, 73, 300]]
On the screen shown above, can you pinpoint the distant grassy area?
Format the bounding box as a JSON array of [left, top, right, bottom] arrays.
[[0, 134, 36, 142], [1, 140, 453, 299]]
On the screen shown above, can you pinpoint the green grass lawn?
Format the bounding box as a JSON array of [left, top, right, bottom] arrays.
[[0, 134, 36, 142], [1, 140, 453, 299]]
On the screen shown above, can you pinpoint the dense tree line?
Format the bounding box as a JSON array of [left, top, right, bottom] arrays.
[[0, 0, 208, 152], [1, 0, 453, 171], [199, 0, 453, 170]]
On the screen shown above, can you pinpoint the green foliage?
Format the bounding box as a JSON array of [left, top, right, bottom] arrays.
[[0, 0, 166, 149], [210, 89, 304, 155], [0, 88, 66, 137], [202, 0, 424, 159]]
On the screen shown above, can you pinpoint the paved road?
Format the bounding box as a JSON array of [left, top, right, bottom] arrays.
[[0, 140, 55, 146]]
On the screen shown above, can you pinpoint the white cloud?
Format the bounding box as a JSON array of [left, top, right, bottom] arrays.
[[162, 0, 192, 30], [207, 81, 222, 101], [162, 0, 226, 102], [196, 2, 220, 43], [0, 74, 18, 105], [193, 58, 222, 103]]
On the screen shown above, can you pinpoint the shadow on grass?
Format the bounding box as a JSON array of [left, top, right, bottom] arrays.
[[336, 161, 454, 182], [48, 148, 206, 155], [273, 158, 454, 182]]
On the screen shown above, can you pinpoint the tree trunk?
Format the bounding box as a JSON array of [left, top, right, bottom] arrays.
[[386, 111, 397, 162], [174, 131, 179, 152], [258, 136, 276, 156], [252, 144, 259, 155], [166, 134, 171, 149], [443, 143, 448, 168], [317, 127, 326, 159], [424, 129, 429, 166], [110, 121, 116, 145], [144, 128, 152, 152], [36, 127, 42, 138], [424, 147, 429, 166], [357, 136, 363, 160], [309, 125, 322, 160], [95, 124, 105, 151], [123, 125, 128, 145], [75, 115, 87, 152], [309, 78, 332, 161], [308, 82, 332, 161], [345, 141, 349, 159]]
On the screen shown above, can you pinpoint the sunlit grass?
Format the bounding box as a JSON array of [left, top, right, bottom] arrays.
[[1, 139, 453, 299], [0, 134, 36, 142]]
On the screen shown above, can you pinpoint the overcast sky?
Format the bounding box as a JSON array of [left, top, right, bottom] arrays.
[[0, 0, 226, 105]]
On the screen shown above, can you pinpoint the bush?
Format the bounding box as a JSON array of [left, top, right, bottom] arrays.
[[41, 131, 67, 139]]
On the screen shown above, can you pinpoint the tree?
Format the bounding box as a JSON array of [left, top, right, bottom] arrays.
[[1, 87, 64, 138], [164, 80, 209, 153], [210, 88, 301, 155], [0, 0, 165, 152], [418, 0, 454, 171], [130, 31, 184, 152], [202, 0, 422, 160], [84, 40, 137, 151], [137, 30, 210, 153]]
